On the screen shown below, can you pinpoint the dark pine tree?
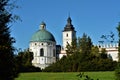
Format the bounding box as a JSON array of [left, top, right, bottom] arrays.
[[78, 33, 93, 54], [0, 0, 18, 80]]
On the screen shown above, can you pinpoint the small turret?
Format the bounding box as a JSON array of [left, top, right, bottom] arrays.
[[40, 21, 46, 30]]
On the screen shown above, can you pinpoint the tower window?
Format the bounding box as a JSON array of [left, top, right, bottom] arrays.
[[66, 41, 68, 44], [40, 48, 44, 56], [66, 33, 68, 37]]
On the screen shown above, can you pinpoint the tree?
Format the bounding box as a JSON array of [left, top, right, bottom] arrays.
[[66, 38, 78, 55], [99, 48, 108, 59], [78, 33, 93, 54], [0, 0, 18, 80], [115, 22, 120, 80], [100, 31, 115, 43], [16, 49, 33, 67], [43, 33, 116, 72], [91, 46, 99, 57], [0, 0, 19, 80], [15, 49, 41, 72]]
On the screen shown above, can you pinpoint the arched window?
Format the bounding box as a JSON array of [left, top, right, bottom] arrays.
[[66, 33, 68, 37], [40, 48, 44, 56]]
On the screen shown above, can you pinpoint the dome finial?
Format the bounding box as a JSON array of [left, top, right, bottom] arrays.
[[40, 21, 46, 30]]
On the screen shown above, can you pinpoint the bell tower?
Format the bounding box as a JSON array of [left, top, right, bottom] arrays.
[[62, 16, 76, 50]]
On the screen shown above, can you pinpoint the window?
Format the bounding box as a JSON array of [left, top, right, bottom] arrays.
[[40, 48, 44, 56], [66, 33, 68, 37], [66, 41, 69, 44], [47, 42, 50, 45], [41, 43, 43, 45]]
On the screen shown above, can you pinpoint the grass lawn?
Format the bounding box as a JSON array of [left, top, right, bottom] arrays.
[[15, 71, 115, 80]]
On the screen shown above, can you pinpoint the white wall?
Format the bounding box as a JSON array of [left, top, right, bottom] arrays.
[[29, 41, 56, 69]]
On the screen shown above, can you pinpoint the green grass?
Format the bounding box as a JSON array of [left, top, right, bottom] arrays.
[[15, 71, 115, 80]]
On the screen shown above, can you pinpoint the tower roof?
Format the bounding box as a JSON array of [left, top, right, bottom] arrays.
[[63, 16, 75, 31], [30, 22, 56, 42]]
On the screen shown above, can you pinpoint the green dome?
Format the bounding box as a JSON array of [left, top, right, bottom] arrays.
[[30, 22, 56, 42], [30, 29, 56, 42]]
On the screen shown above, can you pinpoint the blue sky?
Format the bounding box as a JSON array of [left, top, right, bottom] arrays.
[[11, 0, 120, 50]]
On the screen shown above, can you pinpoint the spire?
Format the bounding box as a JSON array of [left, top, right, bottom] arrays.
[[40, 21, 46, 30], [63, 16, 75, 31], [67, 12, 71, 25], [67, 16, 72, 25]]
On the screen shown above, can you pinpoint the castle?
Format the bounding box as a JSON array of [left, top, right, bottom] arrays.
[[29, 16, 118, 69]]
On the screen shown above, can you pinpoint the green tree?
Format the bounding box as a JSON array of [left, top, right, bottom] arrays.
[[91, 46, 99, 57], [15, 49, 41, 72], [78, 33, 93, 54], [16, 49, 33, 66], [115, 22, 120, 80], [66, 38, 77, 55], [99, 48, 108, 59], [0, 0, 18, 80], [44, 33, 116, 72]]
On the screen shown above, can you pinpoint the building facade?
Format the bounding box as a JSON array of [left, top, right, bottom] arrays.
[[29, 22, 56, 69], [29, 17, 118, 69], [98, 43, 118, 61], [60, 16, 76, 59]]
